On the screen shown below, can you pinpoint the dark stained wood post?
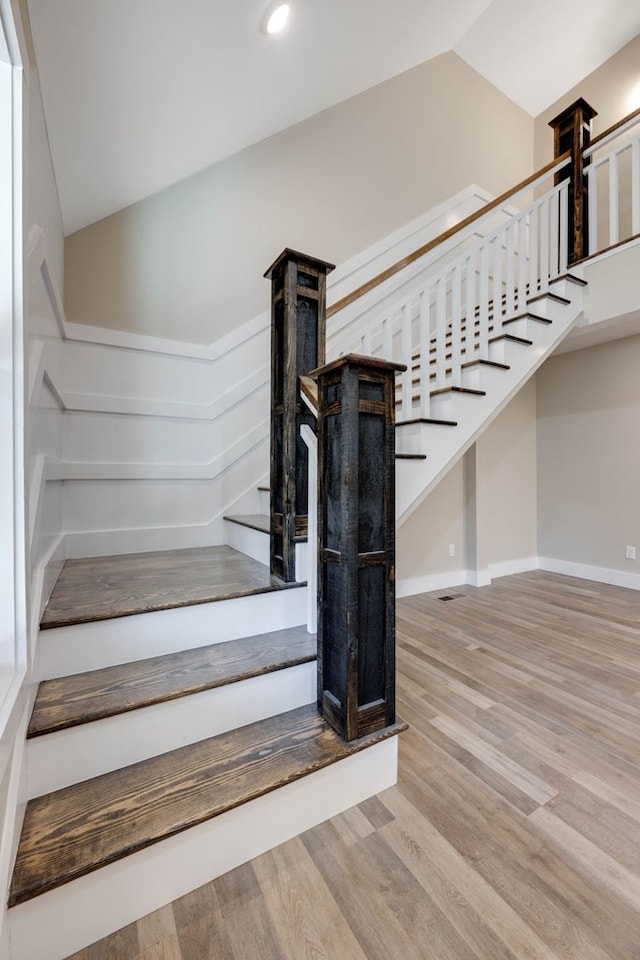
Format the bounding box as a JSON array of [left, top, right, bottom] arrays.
[[311, 354, 406, 741], [549, 98, 597, 263], [265, 249, 335, 582]]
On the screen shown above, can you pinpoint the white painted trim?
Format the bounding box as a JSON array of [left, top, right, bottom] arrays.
[[537, 557, 640, 591], [27, 661, 317, 796], [488, 556, 539, 580], [9, 736, 398, 960], [396, 569, 470, 598], [31, 185, 499, 360]]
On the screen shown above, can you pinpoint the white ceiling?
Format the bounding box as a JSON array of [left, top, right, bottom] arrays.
[[27, 0, 640, 236]]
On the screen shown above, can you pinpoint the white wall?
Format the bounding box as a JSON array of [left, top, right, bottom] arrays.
[[535, 33, 640, 168], [64, 52, 534, 345], [0, 0, 66, 945], [537, 334, 640, 588], [397, 378, 539, 596]]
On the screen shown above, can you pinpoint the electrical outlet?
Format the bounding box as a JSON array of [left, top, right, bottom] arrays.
[[449, 543, 455, 557], [626, 545, 636, 560]]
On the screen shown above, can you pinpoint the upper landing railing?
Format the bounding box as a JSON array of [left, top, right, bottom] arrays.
[[584, 105, 640, 255]]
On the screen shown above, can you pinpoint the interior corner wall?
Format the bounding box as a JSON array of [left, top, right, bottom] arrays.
[[64, 51, 533, 345], [480, 377, 538, 571], [536, 334, 640, 580], [534, 32, 640, 168]]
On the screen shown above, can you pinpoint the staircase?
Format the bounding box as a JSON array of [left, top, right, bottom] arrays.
[[10, 543, 403, 960], [16, 96, 640, 960]]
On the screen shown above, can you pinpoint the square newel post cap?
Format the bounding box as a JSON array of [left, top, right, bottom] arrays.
[[309, 353, 407, 381], [264, 248, 336, 280], [548, 98, 598, 132]]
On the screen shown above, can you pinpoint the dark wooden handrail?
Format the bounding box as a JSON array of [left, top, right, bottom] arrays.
[[326, 151, 572, 320], [585, 105, 640, 155]]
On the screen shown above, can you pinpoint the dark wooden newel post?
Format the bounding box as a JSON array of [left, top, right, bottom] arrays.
[[312, 354, 406, 741], [549, 98, 597, 264], [265, 249, 335, 582]]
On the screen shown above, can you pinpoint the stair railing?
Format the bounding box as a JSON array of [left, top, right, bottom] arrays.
[[584, 107, 640, 256], [329, 163, 570, 422]]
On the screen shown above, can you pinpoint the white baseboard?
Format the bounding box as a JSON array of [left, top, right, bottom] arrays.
[[396, 557, 540, 597], [9, 737, 398, 960], [537, 556, 640, 591], [488, 556, 539, 580], [396, 569, 469, 598]]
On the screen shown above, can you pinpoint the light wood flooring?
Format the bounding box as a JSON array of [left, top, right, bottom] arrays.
[[66, 571, 640, 960]]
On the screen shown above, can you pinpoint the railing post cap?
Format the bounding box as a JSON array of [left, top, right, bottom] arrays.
[[264, 248, 336, 280], [310, 353, 407, 381], [548, 98, 598, 131]]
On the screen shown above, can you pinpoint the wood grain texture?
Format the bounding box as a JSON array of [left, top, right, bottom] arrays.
[[11, 705, 406, 906], [40, 545, 302, 630], [28, 626, 316, 736], [65, 571, 640, 960], [223, 513, 270, 534]]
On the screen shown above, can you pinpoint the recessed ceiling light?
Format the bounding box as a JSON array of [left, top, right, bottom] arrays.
[[263, 2, 290, 35]]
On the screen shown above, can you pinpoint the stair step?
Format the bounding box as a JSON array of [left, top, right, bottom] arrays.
[[502, 311, 552, 328], [40, 545, 300, 631], [397, 417, 458, 427], [223, 513, 269, 534], [429, 385, 486, 399], [395, 453, 427, 460], [527, 290, 571, 306], [488, 333, 533, 347], [10, 705, 406, 907], [28, 626, 316, 737]]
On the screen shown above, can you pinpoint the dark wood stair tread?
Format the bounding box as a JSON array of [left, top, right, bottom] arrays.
[[10, 704, 407, 906], [224, 513, 270, 534], [430, 386, 486, 398], [41, 545, 302, 631], [28, 626, 316, 737], [397, 417, 458, 427], [395, 453, 427, 460]]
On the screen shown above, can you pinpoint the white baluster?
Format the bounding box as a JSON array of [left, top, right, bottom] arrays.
[[517, 214, 528, 311], [529, 204, 539, 295], [505, 222, 515, 315], [478, 242, 489, 359], [609, 153, 619, 247], [549, 185, 560, 279], [633, 138, 640, 237], [492, 233, 503, 328], [418, 289, 430, 418], [465, 249, 476, 356], [300, 424, 317, 635], [587, 162, 598, 255], [400, 301, 412, 419], [559, 182, 569, 271], [435, 277, 447, 391], [450, 264, 462, 388], [382, 315, 392, 360], [540, 196, 549, 290]]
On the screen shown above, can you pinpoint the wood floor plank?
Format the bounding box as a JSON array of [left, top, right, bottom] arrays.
[[62, 572, 640, 960], [29, 625, 316, 735], [41, 545, 302, 629]]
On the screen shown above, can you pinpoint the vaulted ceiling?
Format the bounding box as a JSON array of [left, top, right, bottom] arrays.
[[28, 0, 640, 235]]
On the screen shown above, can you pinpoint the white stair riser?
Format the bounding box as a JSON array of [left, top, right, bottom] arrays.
[[224, 521, 269, 565], [460, 364, 509, 392], [27, 662, 316, 797], [501, 316, 551, 339], [36, 586, 307, 679], [257, 487, 270, 513], [9, 738, 398, 960]]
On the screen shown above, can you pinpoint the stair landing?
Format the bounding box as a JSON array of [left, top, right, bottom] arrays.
[[41, 545, 302, 629]]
